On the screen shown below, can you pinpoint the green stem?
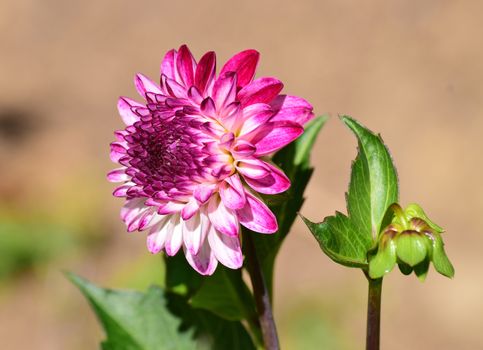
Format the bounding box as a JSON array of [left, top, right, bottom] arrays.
[[244, 232, 280, 350], [366, 276, 383, 350]]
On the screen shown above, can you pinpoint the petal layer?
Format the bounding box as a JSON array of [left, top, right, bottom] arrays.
[[245, 121, 304, 155], [208, 226, 243, 269], [207, 195, 239, 236], [236, 192, 278, 233], [241, 160, 290, 194], [184, 238, 218, 275], [270, 95, 314, 125], [238, 77, 283, 107], [220, 49, 259, 88]]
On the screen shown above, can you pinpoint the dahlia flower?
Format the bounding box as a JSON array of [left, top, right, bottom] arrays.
[[108, 45, 314, 275]]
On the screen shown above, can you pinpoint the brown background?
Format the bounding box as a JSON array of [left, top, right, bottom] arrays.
[[1, 0, 481, 349]]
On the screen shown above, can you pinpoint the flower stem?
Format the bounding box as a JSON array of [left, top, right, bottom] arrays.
[[366, 276, 383, 350], [244, 232, 280, 350]]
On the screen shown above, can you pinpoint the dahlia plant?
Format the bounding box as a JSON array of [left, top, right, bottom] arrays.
[[108, 45, 314, 275], [69, 46, 454, 350]]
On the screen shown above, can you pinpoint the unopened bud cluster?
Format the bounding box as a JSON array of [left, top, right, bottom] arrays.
[[368, 204, 454, 280]]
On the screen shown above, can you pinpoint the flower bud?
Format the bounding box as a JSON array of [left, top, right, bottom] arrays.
[[368, 203, 454, 280]]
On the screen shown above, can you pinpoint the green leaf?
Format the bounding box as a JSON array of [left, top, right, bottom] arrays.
[[164, 249, 259, 346], [164, 253, 203, 296], [69, 272, 256, 350], [302, 212, 371, 268], [190, 266, 256, 321], [68, 273, 196, 350], [342, 116, 399, 239], [303, 116, 398, 268], [251, 116, 327, 296], [432, 235, 455, 278], [167, 293, 256, 350]]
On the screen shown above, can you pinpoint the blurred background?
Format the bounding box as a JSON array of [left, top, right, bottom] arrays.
[[1, 0, 481, 348]]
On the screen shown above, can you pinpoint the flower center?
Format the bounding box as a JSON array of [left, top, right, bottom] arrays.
[[126, 113, 208, 196]]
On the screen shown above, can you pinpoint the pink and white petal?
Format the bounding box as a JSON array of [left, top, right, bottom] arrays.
[[212, 72, 237, 111], [120, 197, 144, 217], [244, 121, 304, 156], [236, 192, 278, 234], [182, 213, 205, 255], [157, 201, 185, 215], [242, 161, 290, 195], [200, 97, 216, 118], [238, 103, 274, 135], [117, 97, 143, 125], [207, 226, 243, 269], [181, 197, 200, 220], [160, 49, 177, 81], [107, 168, 129, 183], [207, 195, 239, 237], [270, 95, 314, 125], [114, 130, 128, 142], [195, 51, 216, 94], [165, 214, 183, 256], [219, 102, 243, 131], [144, 212, 168, 229], [188, 86, 203, 105], [110, 142, 127, 162], [146, 215, 171, 254], [134, 73, 162, 97], [127, 208, 155, 232], [145, 197, 165, 207], [220, 49, 259, 88], [113, 183, 135, 197], [226, 173, 245, 193], [162, 75, 188, 99], [200, 210, 211, 239], [231, 140, 256, 158], [236, 158, 270, 179], [176, 45, 196, 87], [193, 183, 217, 204], [205, 152, 232, 164], [219, 132, 235, 149], [138, 209, 158, 230], [184, 238, 218, 275], [219, 174, 246, 210], [120, 198, 146, 227], [238, 77, 284, 107], [210, 164, 234, 180]]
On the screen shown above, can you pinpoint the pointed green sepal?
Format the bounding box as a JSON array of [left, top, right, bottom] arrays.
[[404, 203, 444, 233], [368, 238, 397, 279], [414, 258, 431, 282], [398, 261, 413, 275], [432, 234, 455, 278]]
